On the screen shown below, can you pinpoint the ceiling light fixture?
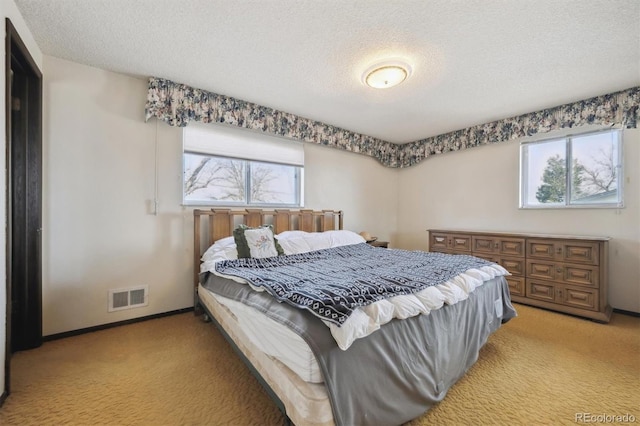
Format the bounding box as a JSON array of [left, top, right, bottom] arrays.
[[362, 60, 412, 89]]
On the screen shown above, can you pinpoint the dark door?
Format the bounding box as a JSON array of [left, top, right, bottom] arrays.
[[9, 48, 42, 351], [4, 18, 43, 399]]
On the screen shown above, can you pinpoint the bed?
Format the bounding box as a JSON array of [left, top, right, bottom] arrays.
[[193, 208, 516, 426]]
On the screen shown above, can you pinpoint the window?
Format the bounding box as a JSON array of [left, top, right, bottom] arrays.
[[183, 123, 304, 207], [520, 129, 622, 208]]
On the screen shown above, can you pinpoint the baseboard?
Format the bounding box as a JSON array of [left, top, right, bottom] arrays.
[[0, 389, 8, 407], [33, 305, 640, 342], [43, 307, 194, 342], [613, 308, 640, 318]]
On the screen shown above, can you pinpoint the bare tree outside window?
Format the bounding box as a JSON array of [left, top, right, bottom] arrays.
[[183, 153, 300, 206], [573, 145, 617, 196], [184, 155, 245, 201], [249, 163, 279, 202], [249, 162, 298, 204]]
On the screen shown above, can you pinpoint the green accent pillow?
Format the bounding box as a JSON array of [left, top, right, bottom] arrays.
[[233, 224, 284, 259]]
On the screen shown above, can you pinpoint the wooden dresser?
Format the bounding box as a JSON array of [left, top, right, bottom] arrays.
[[428, 229, 611, 323]]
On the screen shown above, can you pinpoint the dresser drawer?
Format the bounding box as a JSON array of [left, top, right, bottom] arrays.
[[526, 260, 598, 287], [527, 239, 599, 265], [562, 286, 599, 311], [472, 236, 525, 257], [561, 242, 599, 265], [526, 260, 556, 281], [472, 236, 495, 254], [561, 264, 599, 287], [527, 240, 556, 260], [430, 232, 471, 253], [450, 235, 472, 252], [430, 233, 450, 251], [526, 280, 599, 311], [526, 280, 556, 303], [499, 256, 525, 276], [497, 238, 526, 257], [506, 276, 525, 297]]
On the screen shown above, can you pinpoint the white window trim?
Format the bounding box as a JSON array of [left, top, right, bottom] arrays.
[[519, 128, 624, 209]]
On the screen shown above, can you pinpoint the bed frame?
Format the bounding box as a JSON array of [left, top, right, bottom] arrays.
[[192, 208, 343, 424]]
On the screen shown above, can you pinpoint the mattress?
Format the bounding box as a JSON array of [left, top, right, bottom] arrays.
[[206, 286, 323, 383], [197, 283, 334, 426]]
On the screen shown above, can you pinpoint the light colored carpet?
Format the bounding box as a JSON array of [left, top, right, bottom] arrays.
[[1, 304, 638, 425]]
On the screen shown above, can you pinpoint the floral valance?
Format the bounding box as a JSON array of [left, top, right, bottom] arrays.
[[145, 77, 639, 169]]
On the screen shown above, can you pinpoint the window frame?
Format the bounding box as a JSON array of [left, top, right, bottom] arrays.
[[519, 128, 623, 209], [182, 151, 304, 208]]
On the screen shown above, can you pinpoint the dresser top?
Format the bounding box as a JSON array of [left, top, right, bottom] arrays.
[[427, 229, 610, 242]]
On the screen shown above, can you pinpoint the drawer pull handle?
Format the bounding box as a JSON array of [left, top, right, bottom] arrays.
[[494, 242, 499, 248], [455, 239, 466, 244], [435, 237, 445, 242], [557, 247, 562, 254], [556, 267, 562, 273]]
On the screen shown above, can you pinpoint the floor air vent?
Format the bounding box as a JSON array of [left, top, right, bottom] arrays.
[[108, 285, 148, 312]]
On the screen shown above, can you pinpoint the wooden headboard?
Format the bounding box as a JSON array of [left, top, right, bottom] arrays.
[[193, 208, 343, 287]]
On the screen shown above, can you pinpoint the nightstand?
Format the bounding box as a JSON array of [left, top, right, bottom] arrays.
[[367, 240, 389, 248]]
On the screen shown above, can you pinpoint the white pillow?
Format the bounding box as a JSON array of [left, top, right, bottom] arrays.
[[278, 237, 313, 255], [325, 230, 366, 247], [200, 247, 238, 272], [306, 232, 333, 251], [276, 230, 310, 240], [201, 236, 236, 261], [278, 230, 367, 255]]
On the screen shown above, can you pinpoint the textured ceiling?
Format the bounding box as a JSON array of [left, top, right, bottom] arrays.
[[15, 0, 640, 143]]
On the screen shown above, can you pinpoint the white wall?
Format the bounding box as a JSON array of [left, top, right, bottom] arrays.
[[41, 54, 640, 338], [304, 143, 399, 242], [43, 56, 399, 335], [1, 0, 43, 396], [396, 129, 640, 312], [43, 55, 190, 335]]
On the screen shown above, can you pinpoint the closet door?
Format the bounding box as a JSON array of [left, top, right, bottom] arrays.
[[6, 18, 43, 356]]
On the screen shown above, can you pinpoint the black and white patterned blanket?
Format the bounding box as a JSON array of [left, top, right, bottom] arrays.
[[214, 243, 494, 326]]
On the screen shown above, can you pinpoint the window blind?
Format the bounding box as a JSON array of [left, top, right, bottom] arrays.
[[183, 122, 304, 166]]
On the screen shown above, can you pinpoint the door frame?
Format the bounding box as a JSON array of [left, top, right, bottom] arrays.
[[2, 17, 43, 404]]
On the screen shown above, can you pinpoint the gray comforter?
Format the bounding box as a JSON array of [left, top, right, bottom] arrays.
[[201, 269, 516, 426]]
